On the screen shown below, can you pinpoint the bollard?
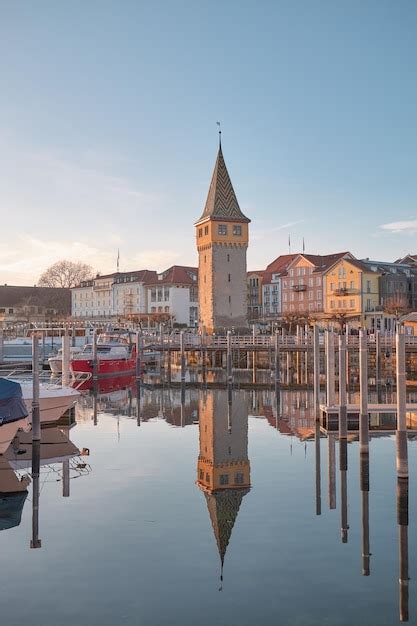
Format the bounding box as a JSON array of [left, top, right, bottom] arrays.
[[359, 329, 369, 454], [325, 330, 336, 406], [339, 334, 347, 440], [32, 334, 41, 442]]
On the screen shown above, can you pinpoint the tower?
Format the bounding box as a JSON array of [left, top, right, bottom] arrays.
[[196, 391, 250, 584], [195, 140, 250, 333]]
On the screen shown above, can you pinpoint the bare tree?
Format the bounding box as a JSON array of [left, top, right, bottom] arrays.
[[38, 260, 93, 288], [383, 293, 411, 320]]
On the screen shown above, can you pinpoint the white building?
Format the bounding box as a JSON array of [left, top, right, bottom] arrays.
[[262, 272, 282, 316], [71, 266, 199, 327], [146, 266, 198, 327]]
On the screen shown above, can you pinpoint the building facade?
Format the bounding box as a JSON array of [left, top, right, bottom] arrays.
[[247, 271, 264, 321], [146, 265, 198, 327], [195, 143, 250, 333], [0, 286, 71, 327]]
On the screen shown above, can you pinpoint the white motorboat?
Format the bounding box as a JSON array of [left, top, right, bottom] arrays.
[[18, 381, 80, 424], [48, 346, 82, 375]]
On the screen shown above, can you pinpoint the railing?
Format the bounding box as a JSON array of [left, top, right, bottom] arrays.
[[292, 284, 307, 292]]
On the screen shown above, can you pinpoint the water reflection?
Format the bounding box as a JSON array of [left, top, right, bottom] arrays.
[[196, 391, 250, 588]]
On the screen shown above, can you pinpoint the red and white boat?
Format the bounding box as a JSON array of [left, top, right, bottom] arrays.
[[70, 332, 137, 378]]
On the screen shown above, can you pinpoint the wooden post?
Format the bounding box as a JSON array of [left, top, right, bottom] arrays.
[[227, 331, 233, 385], [325, 330, 336, 406], [0, 328, 4, 363], [286, 351, 291, 386], [92, 329, 98, 382], [63, 458, 70, 498], [339, 334, 347, 440], [359, 329, 369, 454], [180, 331, 186, 384], [328, 434, 336, 510], [159, 325, 164, 374], [135, 332, 142, 383], [32, 334, 41, 442], [30, 439, 42, 548], [252, 325, 256, 384], [62, 330, 70, 387], [313, 325, 320, 421], [396, 331, 408, 479], [274, 331, 280, 388]]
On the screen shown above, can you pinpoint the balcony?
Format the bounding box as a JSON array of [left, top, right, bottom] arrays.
[[333, 288, 359, 296], [292, 284, 307, 292]]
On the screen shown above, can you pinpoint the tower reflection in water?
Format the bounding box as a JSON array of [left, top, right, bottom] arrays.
[[196, 390, 250, 589]]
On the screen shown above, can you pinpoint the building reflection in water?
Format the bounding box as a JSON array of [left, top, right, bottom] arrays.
[[196, 390, 250, 588]]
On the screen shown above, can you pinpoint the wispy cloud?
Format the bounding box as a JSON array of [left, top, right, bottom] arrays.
[[252, 219, 306, 241], [379, 219, 417, 234]]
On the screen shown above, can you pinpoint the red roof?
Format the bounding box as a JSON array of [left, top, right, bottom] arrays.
[[147, 265, 198, 285]]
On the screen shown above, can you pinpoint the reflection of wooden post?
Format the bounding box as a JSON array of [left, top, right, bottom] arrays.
[[315, 419, 321, 516], [328, 434, 336, 510], [274, 332, 280, 389], [396, 331, 408, 479], [30, 439, 42, 549], [325, 330, 335, 406], [0, 328, 4, 363], [136, 382, 141, 427], [359, 330, 369, 454], [180, 384, 185, 427], [286, 352, 291, 386], [397, 477, 409, 623], [340, 438, 348, 543], [360, 453, 370, 576], [92, 329, 98, 382], [252, 325, 256, 384]]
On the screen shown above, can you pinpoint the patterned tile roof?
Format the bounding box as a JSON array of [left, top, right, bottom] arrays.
[[196, 146, 250, 224]]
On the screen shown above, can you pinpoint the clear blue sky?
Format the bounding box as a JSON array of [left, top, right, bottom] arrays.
[[1, 0, 417, 284]]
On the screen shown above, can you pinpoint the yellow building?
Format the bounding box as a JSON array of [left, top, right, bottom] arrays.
[[324, 258, 380, 327], [196, 391, 250, 582], [195, 139, 250, 333]]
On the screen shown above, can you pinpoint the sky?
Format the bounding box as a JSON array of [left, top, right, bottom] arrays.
[[1, 0, 417, 284]]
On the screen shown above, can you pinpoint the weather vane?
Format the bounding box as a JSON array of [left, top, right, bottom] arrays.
[[216, 121, 221, 147]]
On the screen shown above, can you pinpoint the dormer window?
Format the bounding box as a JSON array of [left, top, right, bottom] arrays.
[[218, 224, 227, 235]]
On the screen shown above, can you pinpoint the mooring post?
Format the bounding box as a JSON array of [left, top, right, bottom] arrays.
[[313, 325, 320, 421], [375, 328, 381, 402], [359, 329, 369, 454], [63, 457, 70, 498], [252, 325, 256, 385], [274, 331, 280, 388], [32, 334, 41, 442], [397, 476, 409, 623], [286, 351, 291, 386], [360, 452, 370, 576], [159, 325, 164, 374], [396, 330, 408, 479], [92, 329, 98, 382], [339, 333, 347, 440], [0, 328, 4, 363], [136, 332, 142, 384], [227, 384, 232, 433], [328, 434, 336, 510], [180, 331, 186, 384], [325, 330, 336, 406], [227, 330, 233, 385], [62, 329, 70, 387]]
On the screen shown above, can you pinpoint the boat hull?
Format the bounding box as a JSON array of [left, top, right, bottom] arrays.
[[0, 418, 28, 455], [71, 358, 136, 377], [19, 384, 80, 424]]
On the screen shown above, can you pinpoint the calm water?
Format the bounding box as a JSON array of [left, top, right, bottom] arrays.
[[1, 385, 416, 626]]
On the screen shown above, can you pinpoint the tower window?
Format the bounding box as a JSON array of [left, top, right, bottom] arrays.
[[198, 228, 202, 237], [218, 224, 228, 235], [220, 474, 229, 485], [233, 225, 242, 236], [204, 225, 208, 235], [235, 473, 244, 484], [229, 295, 231, 303], [228, 274, 231, 282], [227, 254, 230, 262]]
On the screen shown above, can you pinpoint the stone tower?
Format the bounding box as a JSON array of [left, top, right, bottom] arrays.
[[195, 141, 250, 333], [196, 391, 250, 583]]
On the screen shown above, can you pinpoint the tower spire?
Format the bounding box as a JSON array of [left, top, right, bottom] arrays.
[[216, 121, 221, 148]]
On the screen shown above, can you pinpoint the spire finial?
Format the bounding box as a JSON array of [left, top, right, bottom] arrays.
[[216, 121, 221, 148]]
